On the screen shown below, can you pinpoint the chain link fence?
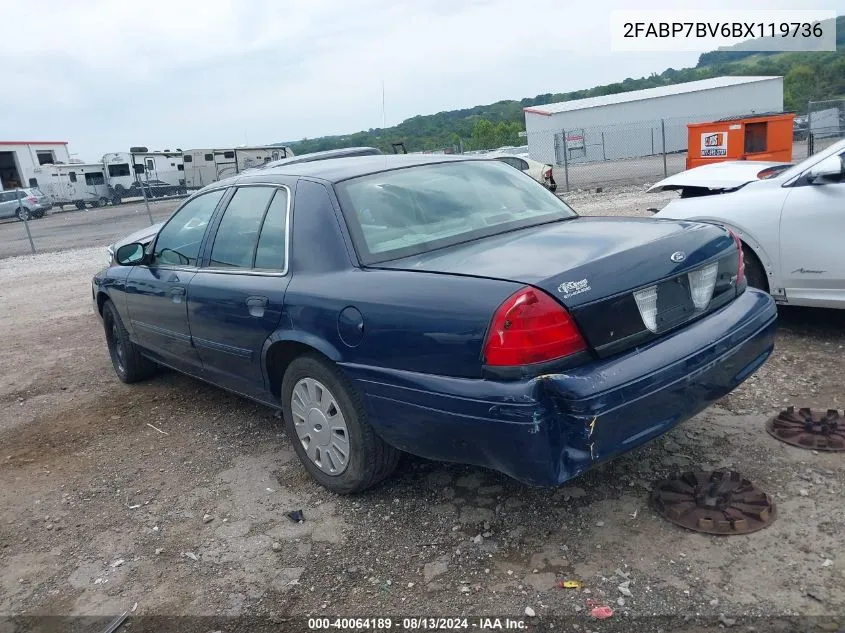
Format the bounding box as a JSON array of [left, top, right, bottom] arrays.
[[3, 102, 843, 259], [524, 109, 839, 192], [807, 98, 845, 156], [0, 188, 182, 260]]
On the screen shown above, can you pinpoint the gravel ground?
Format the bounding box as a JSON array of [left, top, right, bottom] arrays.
[[1, 187, 843, 631]]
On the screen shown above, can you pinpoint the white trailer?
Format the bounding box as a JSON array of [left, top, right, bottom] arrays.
[[182, 146, 293, 189], [32, 162, 111, 209], [102, 150, 186, 203]]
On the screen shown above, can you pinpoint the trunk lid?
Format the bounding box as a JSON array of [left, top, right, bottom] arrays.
[[375, 217, 732, 306], [375, 217, 742, 357]]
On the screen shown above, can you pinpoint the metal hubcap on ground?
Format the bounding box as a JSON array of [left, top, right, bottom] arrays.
[[650, 470, 776, 535], [766, 407, 845, 451], [291, 377, 350, 475]]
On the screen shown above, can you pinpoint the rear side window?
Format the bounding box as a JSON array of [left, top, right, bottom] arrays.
[[223, 151, 235, 159], [183, 155, 193, 163], [209, 186, 276, 268], [28, 178, 38, 187], [68, 172, 77, 183], [253, 190, 288, 270], [204, 153, 214, 161]]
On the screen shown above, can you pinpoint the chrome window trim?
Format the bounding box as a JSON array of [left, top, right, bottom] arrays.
[[201, 183, 292, 277], [140, 182, 291, 277]]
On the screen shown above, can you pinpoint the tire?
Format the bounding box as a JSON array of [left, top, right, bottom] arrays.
[[75, 200, 86, 210], [111, 194, 122, 206], [16, 207, 30, 221], [102, 300, 157, 384], [742, 246, 768, 292], [99, 197, 109, 207], [90, 200, 101, 208], [281, 354, 400, 494]]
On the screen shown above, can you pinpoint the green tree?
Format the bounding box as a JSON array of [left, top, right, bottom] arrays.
[[784, 64, 818, 112], [471, 119, 497, 150]]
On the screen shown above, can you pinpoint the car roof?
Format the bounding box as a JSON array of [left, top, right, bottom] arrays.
[[224, 154, 482, 186]]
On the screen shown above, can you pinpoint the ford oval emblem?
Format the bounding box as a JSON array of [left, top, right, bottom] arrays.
[[670, 251, 686, 263]]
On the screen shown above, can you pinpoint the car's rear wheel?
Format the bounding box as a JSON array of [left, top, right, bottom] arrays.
[[742, 246, 768, 292], [102, 300, 157, 383], [75, 201, 86, 210], [281, 354, 400, 494], [16, 207, 30, 221]]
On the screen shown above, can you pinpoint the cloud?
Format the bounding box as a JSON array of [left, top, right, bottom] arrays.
[[0, 0, 829, 159]]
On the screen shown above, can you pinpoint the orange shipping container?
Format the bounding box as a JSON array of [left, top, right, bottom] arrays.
[[686, 112, 795, 170]]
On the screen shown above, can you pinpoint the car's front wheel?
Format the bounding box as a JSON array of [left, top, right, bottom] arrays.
[[281, 354, 400, 494], [102, 300, 157, 383], [742, 246, 768, 292]]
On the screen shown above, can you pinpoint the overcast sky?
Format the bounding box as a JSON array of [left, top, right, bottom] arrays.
[[1, 0, 838, 161]]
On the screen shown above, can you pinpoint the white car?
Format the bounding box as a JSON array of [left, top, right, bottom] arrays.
[[486, 152, 557, 191], [651, 138, 845, 309]]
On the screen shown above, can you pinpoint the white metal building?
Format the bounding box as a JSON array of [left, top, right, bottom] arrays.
[[0, 141, 71, 191], [523, 76, 784, 165]]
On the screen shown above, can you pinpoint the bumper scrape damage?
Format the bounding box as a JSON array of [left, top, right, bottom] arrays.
[[344, 288, 777, 487]]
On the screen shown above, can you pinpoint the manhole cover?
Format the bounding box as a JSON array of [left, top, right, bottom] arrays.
[[650, 470, 776, 535], [766, 407, 845, 451]]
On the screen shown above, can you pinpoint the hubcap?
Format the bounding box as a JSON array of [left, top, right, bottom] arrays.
[[290, 378, 349, 475]]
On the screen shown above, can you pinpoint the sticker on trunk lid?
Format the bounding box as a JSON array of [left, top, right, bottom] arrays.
[[557, 278, 591, 299]]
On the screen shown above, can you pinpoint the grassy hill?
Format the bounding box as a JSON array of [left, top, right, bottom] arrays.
[[283, 16, 844, 154]]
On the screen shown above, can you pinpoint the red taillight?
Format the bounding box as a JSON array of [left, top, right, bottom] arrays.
[[483, 287, 587, 367], [728, 229, 745, 280], [27, 197, 37, 204], [543, 168, 552, 179]]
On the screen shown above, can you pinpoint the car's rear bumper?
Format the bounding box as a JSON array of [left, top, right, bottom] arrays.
[[341, 288, 777, 486]]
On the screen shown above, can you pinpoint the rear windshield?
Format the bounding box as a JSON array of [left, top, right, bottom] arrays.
[[335, 160, 576, 264]]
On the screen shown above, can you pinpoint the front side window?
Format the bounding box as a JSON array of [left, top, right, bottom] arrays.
[[68, 171, 77, 183], [223, 151, 235, 159], [152, 189, 226, 267], [209, 186, 276, 268], [183, 155, 193, 163], [146, 158, 155, 171], [204, 153, 214, 162], [335, 160, 576, 264], [36, 151, 54, 165]]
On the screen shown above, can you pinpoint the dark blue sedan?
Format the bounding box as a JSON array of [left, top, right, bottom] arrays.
[[92, 155, 777, 493]]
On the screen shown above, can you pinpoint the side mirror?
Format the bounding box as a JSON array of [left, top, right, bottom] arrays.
[[115, 242, 147, 266], [807, 155, 844, 182]]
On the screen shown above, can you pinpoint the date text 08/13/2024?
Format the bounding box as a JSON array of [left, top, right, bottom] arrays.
[[308, 617, 527, 630]]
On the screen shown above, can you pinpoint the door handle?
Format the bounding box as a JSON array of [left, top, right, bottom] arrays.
[[246, 296, 269, 317], [170, 286, 186, 304]]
